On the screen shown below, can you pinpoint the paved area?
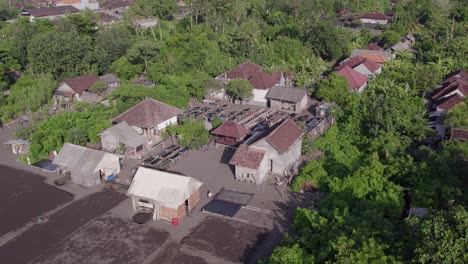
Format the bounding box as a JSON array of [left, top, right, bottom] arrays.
[[32, 214, 169, 264], [0, 187, 126, 264], [0, 165, 73, 237]]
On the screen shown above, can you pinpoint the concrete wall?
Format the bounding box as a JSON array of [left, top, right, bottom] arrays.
[[188, 189, 200, 211], [252, 88, 269, 106], [298, 93, 309, 112], [156, 116, 178, 131], [356, 82, 368, 93], [96, 154, 121, 176], [71, 170, 100, 188], [360, 18, 388, 24], [101, 131, 119, 152], [234, 166, 260, 184]]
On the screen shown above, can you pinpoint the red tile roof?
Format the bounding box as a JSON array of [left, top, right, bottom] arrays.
[[229, 145, 265, 169], [336, 57, 366, 71], [102, 0, 134, 9], [361, 60, 382, 73], [450, 128, 468, 142], [26, 5, 80, 17], [336, 66, 368, 90], [62, 74, 100, 94], [359, 53, 388, 64], [436, 94, 464, 110], [368, 42, 383, 51], [248, 70, 280, 90], [112, 98, 182, 128], [265, 119, 303, 154], [361, 12, 389, 20], [216, 61, 282, 90], [212, 121, 248, 139]]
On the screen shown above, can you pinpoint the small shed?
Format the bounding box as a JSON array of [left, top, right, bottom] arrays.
[[266, 86, 309, 113], [3, 139, 30, 155], [53, 143, 120, 187], [101, 121, 147, 154], [212, 121, 249, 146], [127, 167, 203, 221]]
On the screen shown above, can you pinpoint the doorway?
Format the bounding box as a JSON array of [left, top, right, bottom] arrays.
[[185, 199, 190, 213]]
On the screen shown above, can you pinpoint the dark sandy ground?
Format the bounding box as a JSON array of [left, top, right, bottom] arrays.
[[32, 214, 169, 264], [0, 187, 126, 264], [0, 164, 73, 237], [181, 217, 267, 263]]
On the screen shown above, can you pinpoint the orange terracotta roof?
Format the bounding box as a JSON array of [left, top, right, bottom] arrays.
[[359, 53, 388, 64]]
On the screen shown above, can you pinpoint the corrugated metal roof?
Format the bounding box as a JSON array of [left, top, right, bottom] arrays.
[[266, 86, 307, 103], [53, 143, 119, 176], [127, 167, 203, 209], [103, 121, 147, 148]]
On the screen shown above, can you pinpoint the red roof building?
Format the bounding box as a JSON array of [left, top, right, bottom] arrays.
[[336, 66, 368, 91], [361, 12, 389, 20], [229, 119, 303, 185], [25, 5, 80, 18], [229, 145, 266, 169], [431, 68, 467, 111], [368, 42, 383, 51], [265, 119, 304, 154], [336, 57, 366, 71], [450, 128, 468, 142], [212, 121, 249, 146], [216, 61, 283, 90]]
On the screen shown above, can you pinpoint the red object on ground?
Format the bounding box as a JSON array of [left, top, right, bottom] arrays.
[[172, 218, 179, 226]]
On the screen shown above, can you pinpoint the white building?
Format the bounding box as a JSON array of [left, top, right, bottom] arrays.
[[53, 143, 121, 187]]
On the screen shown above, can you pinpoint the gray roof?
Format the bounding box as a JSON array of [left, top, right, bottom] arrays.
[[103, 121, 147, 148], [350, 49, 395, 60], [99, 73, 119, 85], [53, 143, 116, 176], [266, 86, 307, 103], [80, 91, 103, 103]]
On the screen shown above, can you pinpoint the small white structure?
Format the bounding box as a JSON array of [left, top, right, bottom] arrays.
[[55, 0, 100, 10], [53, 143, 120, 187], [360, 12, 389, 24], [127, 167, 203, 221]]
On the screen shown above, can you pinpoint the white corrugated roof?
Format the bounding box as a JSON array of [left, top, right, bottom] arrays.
[[53, 143, 119, 176], [127, 167, 203, 209]]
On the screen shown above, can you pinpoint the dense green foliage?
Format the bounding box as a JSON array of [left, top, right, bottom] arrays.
[[270, 0, 468, 262], [445, 99, 468, 129], [226, 79, 253, 102], [26, 104, 113, 161], [0, 74, 56, 122], [165, 119, 210, 149]]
